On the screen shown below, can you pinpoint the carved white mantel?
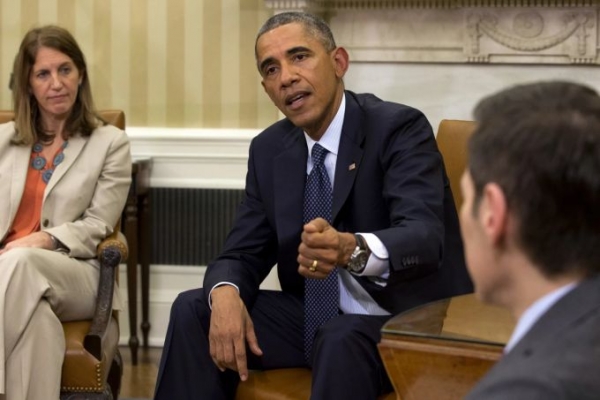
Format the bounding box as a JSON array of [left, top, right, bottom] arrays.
[[264, 0, 600, 64]]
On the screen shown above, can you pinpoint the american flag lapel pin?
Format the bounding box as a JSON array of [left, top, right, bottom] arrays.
[[348, 163, 356, 171]]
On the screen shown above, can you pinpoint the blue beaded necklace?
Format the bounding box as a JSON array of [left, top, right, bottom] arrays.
[[31, 141, 69, 184]]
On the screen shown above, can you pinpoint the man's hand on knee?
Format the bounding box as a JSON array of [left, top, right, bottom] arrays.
[[209, 286, 263, 381]]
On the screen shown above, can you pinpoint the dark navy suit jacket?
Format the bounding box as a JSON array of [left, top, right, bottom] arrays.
[[204, 91, 472, 316]]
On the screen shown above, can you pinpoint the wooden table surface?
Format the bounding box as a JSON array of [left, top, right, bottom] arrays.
[[379, 294, 515, 400]]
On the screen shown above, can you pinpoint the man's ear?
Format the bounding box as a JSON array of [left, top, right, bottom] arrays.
[[331, 47, 349, 78], [480, 183, 509, 246]]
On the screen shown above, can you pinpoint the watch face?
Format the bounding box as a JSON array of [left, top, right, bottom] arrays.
[[349, 250, 368, 272]]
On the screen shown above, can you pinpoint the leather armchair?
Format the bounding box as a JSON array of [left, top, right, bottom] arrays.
[[0, 109, 129, 400], [235, 119, 476, 400], [435, 119, 476, 211]]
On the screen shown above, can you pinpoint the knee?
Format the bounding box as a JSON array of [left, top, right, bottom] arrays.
[[170, 289, 210, 323], [314, 315, 361, 351], [0, 248, 49, 283], [0, 247, 45, 267]]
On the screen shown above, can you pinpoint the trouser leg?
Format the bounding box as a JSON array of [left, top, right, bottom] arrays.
[[5, 300, 64, 400], [155, 288, 305, 400], [154, 288, 232, 400], [0, 248, 98, 397], [310, 314, 393, 400]]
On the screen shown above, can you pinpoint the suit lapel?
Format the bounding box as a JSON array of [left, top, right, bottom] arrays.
[[333, 92, 365, 222], [0, 145, 30, 239], [273, 126, 307, 236], [44, 135, 87, 199], [509, 275, 600, 358], [272, 92, 367, 230]]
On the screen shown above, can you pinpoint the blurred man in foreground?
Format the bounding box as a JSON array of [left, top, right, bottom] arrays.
[[462, 81, 600, 400]]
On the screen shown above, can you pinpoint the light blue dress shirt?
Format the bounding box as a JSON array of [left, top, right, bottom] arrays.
[[504, 282, 577, 353]]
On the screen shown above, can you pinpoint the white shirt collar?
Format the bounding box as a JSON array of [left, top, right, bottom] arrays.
[[304, 93, 346, 158], [504, 282, 578, 353]]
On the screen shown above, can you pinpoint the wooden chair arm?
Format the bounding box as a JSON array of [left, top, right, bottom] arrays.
[[84, 234, 127, 360], [97, 228, 128, 261]]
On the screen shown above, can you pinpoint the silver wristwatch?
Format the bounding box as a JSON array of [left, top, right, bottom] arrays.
[[347, 234, 370, 273]]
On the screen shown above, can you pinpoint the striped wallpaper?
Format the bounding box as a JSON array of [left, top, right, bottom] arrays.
[[0, 0, 278, 128]]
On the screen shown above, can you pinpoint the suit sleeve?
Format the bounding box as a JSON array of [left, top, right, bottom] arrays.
[[203, 139, 278, 307], [374, 108, 447, 276], [46, 130, 132, 258]]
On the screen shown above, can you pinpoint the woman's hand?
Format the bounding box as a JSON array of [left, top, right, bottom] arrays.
[[0, 232, 54, 255]]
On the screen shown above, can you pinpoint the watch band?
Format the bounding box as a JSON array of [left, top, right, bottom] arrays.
[[355, 234, 371, 259], [48, 234, 66, 251], [48, 234, 59, 250], [354, 234, 367, 251]]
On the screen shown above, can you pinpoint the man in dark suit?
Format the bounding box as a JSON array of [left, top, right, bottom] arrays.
[[155, 11, 472, 400], [461, 81, 600, 400]]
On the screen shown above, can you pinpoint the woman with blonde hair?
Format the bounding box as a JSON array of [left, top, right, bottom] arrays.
[[0, 25, 130, 399]]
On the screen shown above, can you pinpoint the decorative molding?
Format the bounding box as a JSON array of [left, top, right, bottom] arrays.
[[265, 0, 600, 10], [266, 0, 600, 64], [466, 10, 596, 63], [127, 127, 257, 189]]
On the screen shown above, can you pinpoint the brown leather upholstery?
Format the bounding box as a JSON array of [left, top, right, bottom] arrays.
[[0, 109, 128, 399], [235, 120, 477, 400], [236, 368, 396, 400], [61, 319, 119, 391], [236, 369, 313, 400], [99, 109, 126, 130], [60, 221, 126, 397], [436, 120, 476, 211], [0, 110, 14, 122]]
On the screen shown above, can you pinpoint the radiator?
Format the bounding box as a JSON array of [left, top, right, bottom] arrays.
[[151, 188, 245, 265]]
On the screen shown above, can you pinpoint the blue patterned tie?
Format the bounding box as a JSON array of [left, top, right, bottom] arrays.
[[303, 143, 339, 363]]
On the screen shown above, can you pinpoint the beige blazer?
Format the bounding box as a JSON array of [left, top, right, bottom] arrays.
[[0, 121, 132, 266]]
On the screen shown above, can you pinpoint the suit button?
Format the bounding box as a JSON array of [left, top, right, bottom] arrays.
[[43, 219, 49, 227]]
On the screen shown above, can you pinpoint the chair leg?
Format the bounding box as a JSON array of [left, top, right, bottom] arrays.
[[108, 349, 123, 400]]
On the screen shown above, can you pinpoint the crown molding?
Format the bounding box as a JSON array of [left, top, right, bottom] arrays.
[[265, 0, 600, 10], [264, 1, 600, 64]]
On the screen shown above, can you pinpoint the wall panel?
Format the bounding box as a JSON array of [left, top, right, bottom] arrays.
[[0, 0, 276, 128]]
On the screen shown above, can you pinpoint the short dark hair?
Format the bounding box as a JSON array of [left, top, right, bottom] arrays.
[[254, 12, 336, 63], [469, 81, 600, 278], [12, 25, 99, 145]]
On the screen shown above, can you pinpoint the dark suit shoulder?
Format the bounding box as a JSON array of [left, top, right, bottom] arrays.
[[348, 91, 429, 126], [345, 91, 435, 149], [251, 118, 298, 150]]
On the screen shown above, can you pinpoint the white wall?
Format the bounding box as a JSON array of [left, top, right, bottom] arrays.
[[345, 62, 600, 133], [118, 265, 281, 347]]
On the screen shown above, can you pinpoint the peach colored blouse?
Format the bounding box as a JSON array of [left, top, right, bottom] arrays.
[[4, 145, 63, 244]]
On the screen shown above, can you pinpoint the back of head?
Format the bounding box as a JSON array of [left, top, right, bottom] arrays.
[[469, 81, 600, 279], [254, 11, 336, 64], [11, 25, 98, 145]]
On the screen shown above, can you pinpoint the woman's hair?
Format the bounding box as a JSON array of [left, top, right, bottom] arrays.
[[11, 25, 100, 145]]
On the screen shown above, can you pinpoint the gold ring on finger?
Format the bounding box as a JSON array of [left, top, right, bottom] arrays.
[[309, 259, 318, 272]]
